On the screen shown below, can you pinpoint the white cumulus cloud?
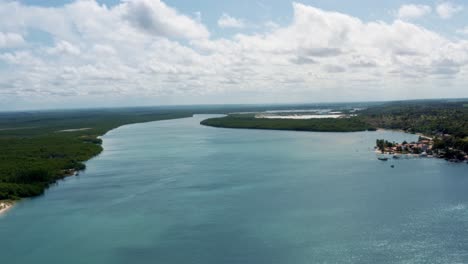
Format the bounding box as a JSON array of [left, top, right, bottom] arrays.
[[0, 32, 25, 48], [436, 2, 463, 19], [0, 0, 467, 108], [47, 40, 81, 56], [123, 0, 209, 39], [218, 13, 245, 28], [457, 26, 468, 35], [397, 4, 432, 20]]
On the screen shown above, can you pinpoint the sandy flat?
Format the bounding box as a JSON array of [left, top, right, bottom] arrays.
[[0, 201, 14, 215], [256, 114, 344, 119], [58, 128, 91, 132], [0, 126, 37, 131]]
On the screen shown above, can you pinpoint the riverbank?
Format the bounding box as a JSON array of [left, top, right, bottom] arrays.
[[0, 111, 194, 201], [0, 200, 14, 215]]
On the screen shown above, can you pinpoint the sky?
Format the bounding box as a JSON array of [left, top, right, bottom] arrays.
[[1, 0, 468, 110]]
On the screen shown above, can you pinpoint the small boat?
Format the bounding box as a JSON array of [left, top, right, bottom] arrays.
[[391, 165, 395, 168], [378, 157, 389, 161], [393, 155, 401, 159]]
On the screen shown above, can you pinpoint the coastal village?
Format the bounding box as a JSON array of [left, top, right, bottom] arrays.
[[375, 136, 468, 163]]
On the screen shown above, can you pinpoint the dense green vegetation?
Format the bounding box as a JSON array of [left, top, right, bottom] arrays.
[[375, 139, 396, 152], [0, 109, 193, 200], [202, 100, 467, 137], [361, 100, 468, 137], [361, 100, 468, 155], [201, 115, 375, 132]]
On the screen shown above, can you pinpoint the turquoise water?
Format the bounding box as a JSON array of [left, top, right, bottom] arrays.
[[1, 115, 468, 263]]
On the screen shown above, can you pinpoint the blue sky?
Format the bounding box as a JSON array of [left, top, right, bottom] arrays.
[[1, 0, 468, 110], [18, 0, 468, 36]]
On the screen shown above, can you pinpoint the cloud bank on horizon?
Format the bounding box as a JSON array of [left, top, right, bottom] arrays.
[[0, 0, 467, 110]]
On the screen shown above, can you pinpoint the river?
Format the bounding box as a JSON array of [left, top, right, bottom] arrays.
[[1, 115, 468, 263]]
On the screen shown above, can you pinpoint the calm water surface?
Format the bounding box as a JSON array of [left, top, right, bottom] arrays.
[[1, 115, 468, 263]]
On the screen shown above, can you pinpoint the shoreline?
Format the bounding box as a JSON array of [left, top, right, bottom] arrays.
[[0, 200, 14, 215], [0, 115, 194, 214], [374, 149, 433, 159], [375, 132, 467, 163], [377, 128, 435, 140], [376, 128, 432, 138], [376, 128, 406, 133]]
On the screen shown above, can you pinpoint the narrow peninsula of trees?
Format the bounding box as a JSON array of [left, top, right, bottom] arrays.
[[201, 115, 376, 132]]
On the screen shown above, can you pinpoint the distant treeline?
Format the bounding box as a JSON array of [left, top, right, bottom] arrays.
[[201, 100, 468, 155], [361, 101, 468, 138], [201, 115, 375, 132]]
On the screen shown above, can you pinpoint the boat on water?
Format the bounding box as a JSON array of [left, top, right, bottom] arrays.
[[378, 157, 389, 161]]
